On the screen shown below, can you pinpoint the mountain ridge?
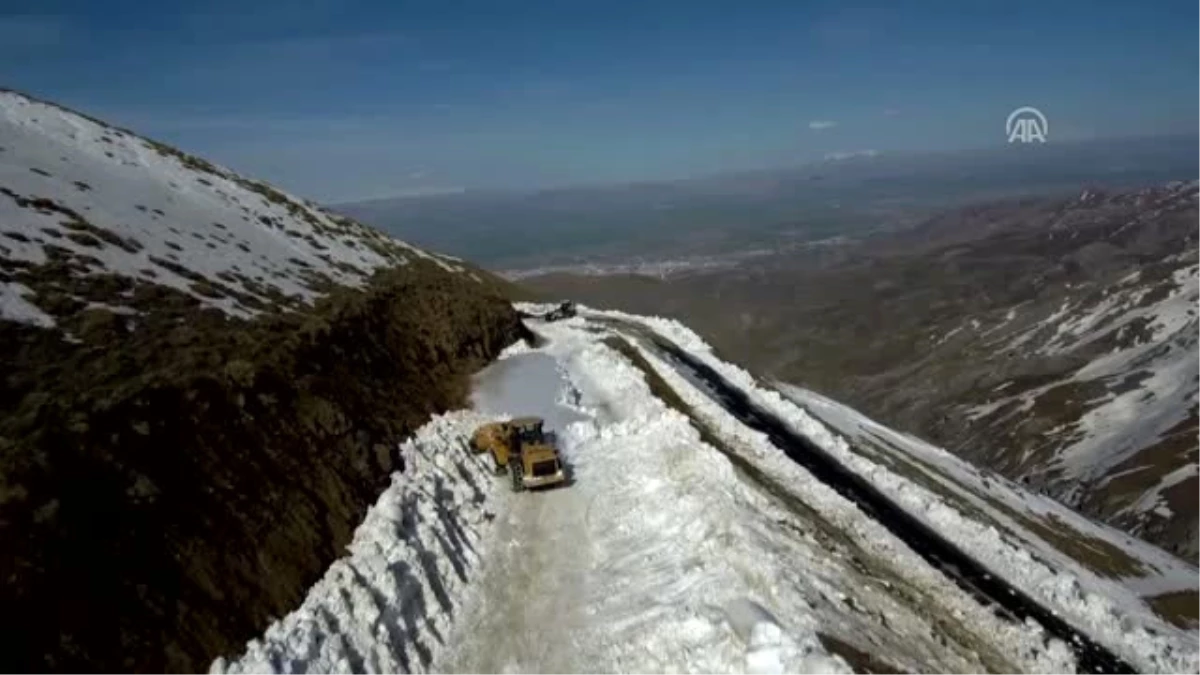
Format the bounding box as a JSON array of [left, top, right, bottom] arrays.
[[0, 89, 526, 672]]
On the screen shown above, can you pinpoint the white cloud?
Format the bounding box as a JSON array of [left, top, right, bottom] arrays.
[[824, 149, 879, 161], [808, 120, 838, 131], [367, 186, 466, 201]]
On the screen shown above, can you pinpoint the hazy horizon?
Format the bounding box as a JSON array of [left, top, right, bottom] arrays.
[[5, 1, 1196, 202], [335, 131, 1200, 206]]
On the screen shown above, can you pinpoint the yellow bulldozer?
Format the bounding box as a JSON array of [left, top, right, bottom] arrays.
[[470, 416, 566, 492]]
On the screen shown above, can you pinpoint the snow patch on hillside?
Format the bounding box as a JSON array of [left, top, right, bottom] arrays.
[[961, 253, 1198, 514], [0, 282, 55, 327], [0, 91, 462, 325], [1053, 336, 1197, 488], [1121, 462, 1196, 522]]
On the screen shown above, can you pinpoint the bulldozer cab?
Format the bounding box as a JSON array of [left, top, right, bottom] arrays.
[[510, 417, 545, 446]]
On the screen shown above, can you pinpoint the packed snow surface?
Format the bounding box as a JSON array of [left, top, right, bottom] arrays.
[[439, 326, 858, 674]]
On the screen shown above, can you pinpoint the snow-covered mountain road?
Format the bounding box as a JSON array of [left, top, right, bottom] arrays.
[[216, 307, 1199, 674], [440, 331, 859, 673], [627, 321, 1130, 673], [435, 351, 593, 673]]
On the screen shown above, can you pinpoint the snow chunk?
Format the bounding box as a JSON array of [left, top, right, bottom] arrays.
[[724, 599, 847, 675]]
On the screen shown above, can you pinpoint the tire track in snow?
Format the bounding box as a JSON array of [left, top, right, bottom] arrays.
[[435, 351, 593, 674]]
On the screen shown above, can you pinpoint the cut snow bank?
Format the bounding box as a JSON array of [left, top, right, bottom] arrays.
[[212, 411, 500, 674], [584, 306, 1199, 675]]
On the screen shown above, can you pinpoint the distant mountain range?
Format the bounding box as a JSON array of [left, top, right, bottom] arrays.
[[337, 134, 1197, 269]]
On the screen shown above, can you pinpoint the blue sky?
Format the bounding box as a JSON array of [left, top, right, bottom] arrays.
[[3, 0, 1197, 202]]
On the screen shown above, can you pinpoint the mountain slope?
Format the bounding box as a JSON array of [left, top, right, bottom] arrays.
[[0, 90, 470, 322], [788, 183, 1199, 558], [0, 91, 525, 672]]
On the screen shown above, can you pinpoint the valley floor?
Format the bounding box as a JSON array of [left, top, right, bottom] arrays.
[[215, 307, 1199, 674]]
